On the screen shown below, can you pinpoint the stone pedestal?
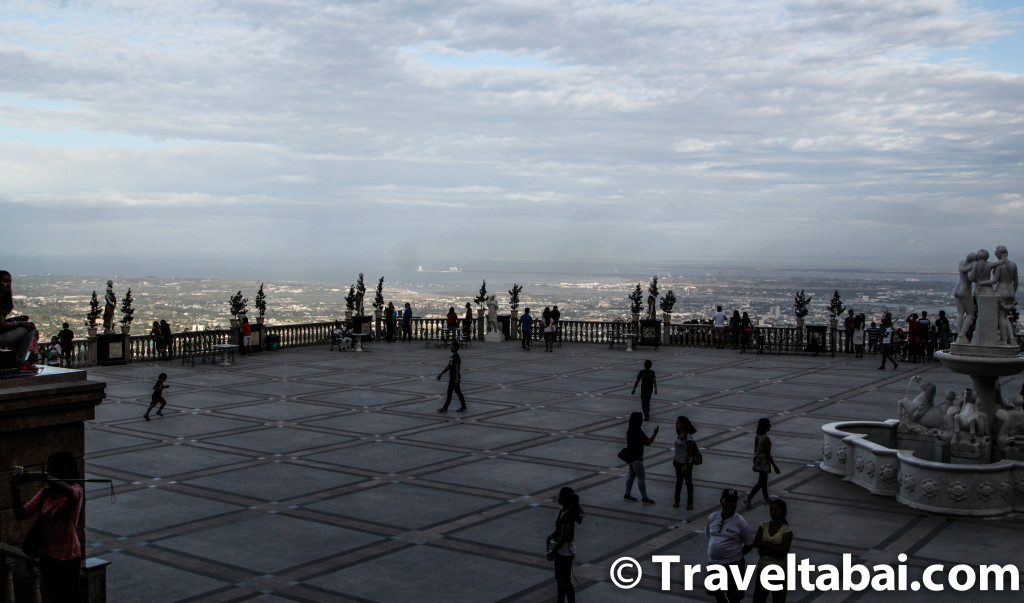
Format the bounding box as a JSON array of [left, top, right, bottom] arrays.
[[484, 332, 503, 343], [951, 437, 992, 464], [96, 333, 126, 366]]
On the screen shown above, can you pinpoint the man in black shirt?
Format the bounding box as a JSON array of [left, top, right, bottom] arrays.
[[631, 359, 658, 421], [437, 343, 466, 412]]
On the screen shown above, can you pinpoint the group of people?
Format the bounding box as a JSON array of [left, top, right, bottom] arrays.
[[149, 319, 175, 359], [518, 306, 560, 352], [381, 302, 414, 342], [711, 306, 758, 352], [843, 308, 951, 363]]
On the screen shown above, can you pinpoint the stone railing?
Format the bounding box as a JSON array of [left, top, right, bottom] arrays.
[[46, 319, 1024, 367]]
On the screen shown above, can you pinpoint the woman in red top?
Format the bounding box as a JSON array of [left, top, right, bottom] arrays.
[[10, 451, 85, 603]]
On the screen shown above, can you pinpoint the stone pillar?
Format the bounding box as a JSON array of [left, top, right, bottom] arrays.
[[1, 371, 106, 560]]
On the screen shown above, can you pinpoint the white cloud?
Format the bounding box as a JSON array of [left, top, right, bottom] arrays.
[[0, 0, 1021, 276]]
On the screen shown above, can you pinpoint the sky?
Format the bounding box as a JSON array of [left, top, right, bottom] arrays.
[[1, 0, 1022, 282]]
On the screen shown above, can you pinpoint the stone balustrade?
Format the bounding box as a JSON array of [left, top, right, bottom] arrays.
[[38, 319, 1021, 367]]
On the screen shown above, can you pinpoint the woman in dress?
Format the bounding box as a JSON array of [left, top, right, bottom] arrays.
[[673, 416, 697, 509], [730, 310, 742, 348], [623, 411, 659, 504], [752, 498, 794, 603], [744, 418, 780, 509], [9, 451, 85, 603], [546, 486, 583, 603]]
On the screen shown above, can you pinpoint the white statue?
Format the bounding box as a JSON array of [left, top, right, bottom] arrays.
[[898, 376, 955, 436], [995, 388, 1024, 448], [103, 279, 117, 333], [980, 246, 1017, 345], [953, 387, 989, 444], [953, 252, 977, 341], [486, 295, 499, 333]]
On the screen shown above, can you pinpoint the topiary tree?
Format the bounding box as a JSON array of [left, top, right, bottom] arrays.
[[794, 290, 812, 319], [660, 290, 677, 314], [828, 290, 844, 319], [344, 285, 357, 312], [474, 280, 488, 308], [628, 284, 644, 315], [508, 284, 522, 312], [119, 288, 135, 326], [372, 277, 385, 312], [86, 291, 102, 328], [229, 291, 248, 318], [255, 283, 267, 318]]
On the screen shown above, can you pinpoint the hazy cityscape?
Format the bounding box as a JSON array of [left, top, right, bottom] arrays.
[[10, 266, 962, 339]]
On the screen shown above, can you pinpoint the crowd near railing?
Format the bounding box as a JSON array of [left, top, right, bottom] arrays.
[[29, 317, 1024, 367]]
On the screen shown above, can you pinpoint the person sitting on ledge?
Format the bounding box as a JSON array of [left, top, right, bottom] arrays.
[[1, 270, 40, 373]]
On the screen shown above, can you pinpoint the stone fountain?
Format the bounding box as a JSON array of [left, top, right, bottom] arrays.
[[821, 247, 1024, 516]]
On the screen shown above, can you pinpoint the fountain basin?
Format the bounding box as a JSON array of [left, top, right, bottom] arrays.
[[934, 349, 1024, 377], [822, 420, 1024, 516]]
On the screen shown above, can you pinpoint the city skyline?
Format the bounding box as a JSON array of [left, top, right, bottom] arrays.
[[1, 1, 1022, 277]]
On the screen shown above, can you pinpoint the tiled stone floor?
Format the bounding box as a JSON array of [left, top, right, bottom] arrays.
[[79, 342, 1024, 602]]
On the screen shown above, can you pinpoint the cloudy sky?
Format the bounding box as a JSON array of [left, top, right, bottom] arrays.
[[2, 0, 1021, 280]]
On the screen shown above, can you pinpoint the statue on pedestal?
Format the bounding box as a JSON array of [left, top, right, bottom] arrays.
[[979, 246, 1017, 346], [355, 273, 366, 316], [103, 280, 117, 334], [486, 295, 499, 333]]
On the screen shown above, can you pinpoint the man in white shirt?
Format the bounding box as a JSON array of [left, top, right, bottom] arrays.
[[706, 488, 754, 603], [712, 306, 728, 349]]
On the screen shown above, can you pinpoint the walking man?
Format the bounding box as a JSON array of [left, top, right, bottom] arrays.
[[631, 359, 658, 421], [437, 343, 467, 412]]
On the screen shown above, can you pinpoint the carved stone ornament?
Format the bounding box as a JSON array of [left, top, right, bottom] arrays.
[[947, 481, 969, 502], [977, 481, 995, 502], [822, 442, 833, 459], [1000, 480, 1012, 499], [922, 479, 939, 499], [865, 460, 876, 478], [837, 445, 847, 463], [880, 463, 897, 482], [854, 455, 864, 472], [903, 473, 916, 493]]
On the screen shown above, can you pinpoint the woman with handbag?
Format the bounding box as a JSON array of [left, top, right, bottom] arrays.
[[673, 416, 698, 509], [622, 412, 659, 504], [744, 418, 781, 509], [9, 451, 85, 603], [546, 487, 583, 603]]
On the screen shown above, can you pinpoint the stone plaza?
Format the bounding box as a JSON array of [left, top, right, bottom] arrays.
[[77, 341, 1023, 602]]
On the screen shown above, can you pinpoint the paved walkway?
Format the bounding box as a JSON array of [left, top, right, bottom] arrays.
[[81, 341, 1024, 602]]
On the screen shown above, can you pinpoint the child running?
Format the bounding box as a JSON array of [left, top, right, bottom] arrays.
[[144, 373, 169, 421]]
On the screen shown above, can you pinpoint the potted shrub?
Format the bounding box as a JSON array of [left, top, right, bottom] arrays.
[[344, 285, 356, 319], [255, 283, 267, 324], [794, 289, 812, 331], [474, 280, 488, 311], [119, 288, 135, 334], [827, 289, 844, 330], [372, 277, 385, 319], [507, 283, 522, 339], [229, 291, 248, 327], [628, 283, 644, 321], [86, 290, 102, 337], [660, 290, 677, 323]]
